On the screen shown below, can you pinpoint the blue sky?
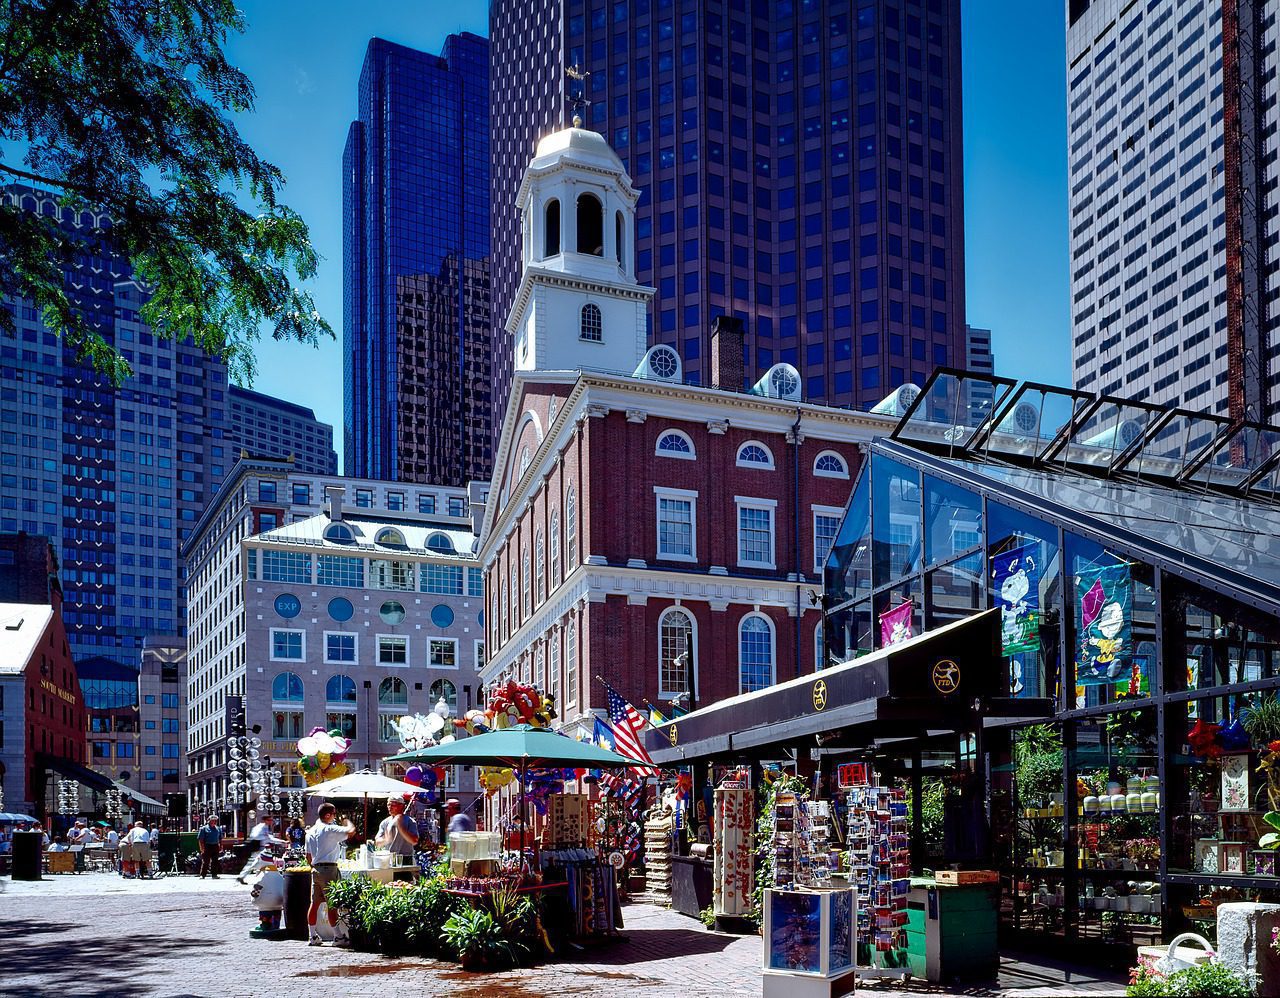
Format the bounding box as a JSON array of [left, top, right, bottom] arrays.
[[229, 1, 1070, 465]]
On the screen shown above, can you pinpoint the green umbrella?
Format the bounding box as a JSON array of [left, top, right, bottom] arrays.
[[386, 725, 650, 854]]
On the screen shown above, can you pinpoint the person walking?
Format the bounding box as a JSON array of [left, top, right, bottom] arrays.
[[197, 816, 223, 879], [305, 804, 354, 946], [237, 815, 286, 884], [374, 795, 419, 880]]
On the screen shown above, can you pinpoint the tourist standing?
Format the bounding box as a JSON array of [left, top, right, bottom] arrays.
[[304, 804, 353, 946], [197, 816, 223, 879], [374, 795, 419, 880]]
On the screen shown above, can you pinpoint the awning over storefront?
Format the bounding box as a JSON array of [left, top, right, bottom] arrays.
[[646, 609, 1052, 765], [35, 753, 115, 792]]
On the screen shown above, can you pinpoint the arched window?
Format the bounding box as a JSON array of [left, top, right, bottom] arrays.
[[326, 674, 356, 704], [550, 511, 561, 588], [426, 532, 455, 553], [659, 608, 696, 698], [814, 451, 849, 478], [323, 522, 355, 544], [378, 677, 408, 706], [545, 198, 560, 256], [576, 192, 603, 255], [535, 529, 546, 605], [739, 614, 775, 693], [580, 302, 602, 342], [430, 678, 458, 712], [272, 672, 304, 702], [736, 441, 775, 469], [565, 487, 577, 567], [615, 210, 625, 265], [375, 527, 406, 548], [655, 430, 695, 459]]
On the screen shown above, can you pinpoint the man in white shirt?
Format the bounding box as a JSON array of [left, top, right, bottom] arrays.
[[305, 804, 354, 946], [237, 816, 286, 884]]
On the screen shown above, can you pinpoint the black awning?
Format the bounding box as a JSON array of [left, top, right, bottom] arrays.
[[647, 609, 1052, 765], [35, 753, 115, 792]]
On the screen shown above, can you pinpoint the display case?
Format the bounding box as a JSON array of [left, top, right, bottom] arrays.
[[762, 887, 857, 998]]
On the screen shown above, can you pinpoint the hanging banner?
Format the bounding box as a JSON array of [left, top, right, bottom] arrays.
[[878, 599, 914, 647], [993, 541, 1041, 655], [1076, 560, 1132, 686]]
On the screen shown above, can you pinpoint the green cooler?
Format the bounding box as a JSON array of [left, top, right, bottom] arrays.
[[905, 877, 999, 983]]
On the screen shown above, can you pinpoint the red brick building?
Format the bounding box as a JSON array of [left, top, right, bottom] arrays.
[[478, 126, 895, 723]]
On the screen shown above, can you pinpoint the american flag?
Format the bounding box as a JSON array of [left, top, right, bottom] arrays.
[[605, 686, 659, 778]]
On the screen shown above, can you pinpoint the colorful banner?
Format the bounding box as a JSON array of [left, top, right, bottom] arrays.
[[993, 541, 1041, 655], [1076, 560, 1132, 686], [879, 599, 914, 647]]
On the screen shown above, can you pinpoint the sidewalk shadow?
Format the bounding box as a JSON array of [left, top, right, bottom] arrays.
[[0, 918, 213, 995]]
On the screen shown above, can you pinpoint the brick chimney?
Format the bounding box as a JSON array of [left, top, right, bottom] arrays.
[[325, 485, 346, 522], [709, 315, 745, 391]]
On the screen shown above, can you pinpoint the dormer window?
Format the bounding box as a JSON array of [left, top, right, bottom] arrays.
[[576, 192, 603, 255], [545, 198, 560, 256], [580, 303, 603, 342]]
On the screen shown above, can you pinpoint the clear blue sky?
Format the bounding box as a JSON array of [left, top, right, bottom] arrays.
[[229, 1, 1070, 466]]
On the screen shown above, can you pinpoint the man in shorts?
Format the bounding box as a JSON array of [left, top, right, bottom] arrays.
[[305, 803, 354, 946]]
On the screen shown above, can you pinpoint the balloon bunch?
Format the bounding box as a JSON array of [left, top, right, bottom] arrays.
[[296, 727, 351, 786], [403, 764, 450, 805], [466, 681, 558, 796]]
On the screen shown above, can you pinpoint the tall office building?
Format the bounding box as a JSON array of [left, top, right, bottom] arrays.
[[226, 385, 337, 475], [343, 34, 493, 487], [490, 0, 967, 438], [1067, 0, 1280, 422]]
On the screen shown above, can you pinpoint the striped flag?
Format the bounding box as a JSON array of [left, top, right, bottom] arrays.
[[605, 686, 659, 778]]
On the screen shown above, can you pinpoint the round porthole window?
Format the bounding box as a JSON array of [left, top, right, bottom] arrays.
[[328, 597, 354, 622], [379, 600, 407, 626], [274, 593, 301, 619], [430, 604, 455, 628]]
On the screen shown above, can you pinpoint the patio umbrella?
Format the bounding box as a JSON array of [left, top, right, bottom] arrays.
[[305, 770, 427, 835], [387, 726, 649, 851]]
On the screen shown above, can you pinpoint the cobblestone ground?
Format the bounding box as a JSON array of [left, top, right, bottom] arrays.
[[0, 875, 1125, 998]]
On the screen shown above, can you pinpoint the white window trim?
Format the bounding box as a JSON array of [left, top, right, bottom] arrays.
[[268, 627, 306, 663], [735, 496, 777, 569], [376, 633, 410, 669], [428, 636, 460, 671], [323, 630, 359, 666], [654, 429, 697, 460], [654, 485, 699, 563], [812, 504, 845, 575], [814, 449, 850, 479], [738, 612, 777, 693], [736, 440, 776, 469], [657, 606, 699, 701]]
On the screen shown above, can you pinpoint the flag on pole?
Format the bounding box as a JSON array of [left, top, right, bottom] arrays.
[[605, 686, 659, 777]]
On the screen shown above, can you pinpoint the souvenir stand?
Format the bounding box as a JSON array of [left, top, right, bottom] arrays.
[[761, 781, 857, 997]]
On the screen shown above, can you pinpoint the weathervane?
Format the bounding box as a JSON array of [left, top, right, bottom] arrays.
[[566, 64, 591, 127]]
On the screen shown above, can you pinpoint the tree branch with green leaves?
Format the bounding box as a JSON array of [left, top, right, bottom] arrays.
[[0, 0, 331, 383]]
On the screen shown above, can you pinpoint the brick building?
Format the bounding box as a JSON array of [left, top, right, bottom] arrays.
[[479, 125, 895, 722]]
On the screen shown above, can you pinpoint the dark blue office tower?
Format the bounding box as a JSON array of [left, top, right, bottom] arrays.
[[343, 34, 492, 486]]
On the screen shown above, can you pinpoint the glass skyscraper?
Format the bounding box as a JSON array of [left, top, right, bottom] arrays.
[[491, 0, 966, 437], [343, 34, 493, 487]]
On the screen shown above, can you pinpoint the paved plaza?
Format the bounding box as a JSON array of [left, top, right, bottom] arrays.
[[0, 874, 1125, 998]]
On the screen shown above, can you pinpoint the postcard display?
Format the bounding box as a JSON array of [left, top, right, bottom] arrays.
[[846, 778, 912, 975], [713, 786, 754, 917], [762, 789, 856, 997]]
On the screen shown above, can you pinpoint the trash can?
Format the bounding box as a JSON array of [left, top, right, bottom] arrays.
[[11, 830, 44, 881]]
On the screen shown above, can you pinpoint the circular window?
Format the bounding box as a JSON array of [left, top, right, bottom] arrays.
[[328, 597, 354, 622], [379, 600, 407, 625], [274, 593, 301, 619], [430, 604, 455, 628]]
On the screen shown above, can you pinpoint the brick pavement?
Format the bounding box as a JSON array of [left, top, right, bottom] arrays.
[[0, 875, 1125, 997]]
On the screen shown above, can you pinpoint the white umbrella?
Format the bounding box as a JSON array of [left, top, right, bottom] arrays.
[[305, 770, 425, 835]]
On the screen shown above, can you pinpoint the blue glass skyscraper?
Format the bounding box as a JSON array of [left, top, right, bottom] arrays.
[[343, 34, 493, 487], [490, 1, 966, 437]]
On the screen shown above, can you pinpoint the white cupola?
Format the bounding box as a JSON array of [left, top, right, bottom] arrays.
[[507, 125, 654, 376]]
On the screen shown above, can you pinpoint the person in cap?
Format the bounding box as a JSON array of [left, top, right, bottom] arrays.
[[375, 794, 419, 881], [444, 798, 474, 836]]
